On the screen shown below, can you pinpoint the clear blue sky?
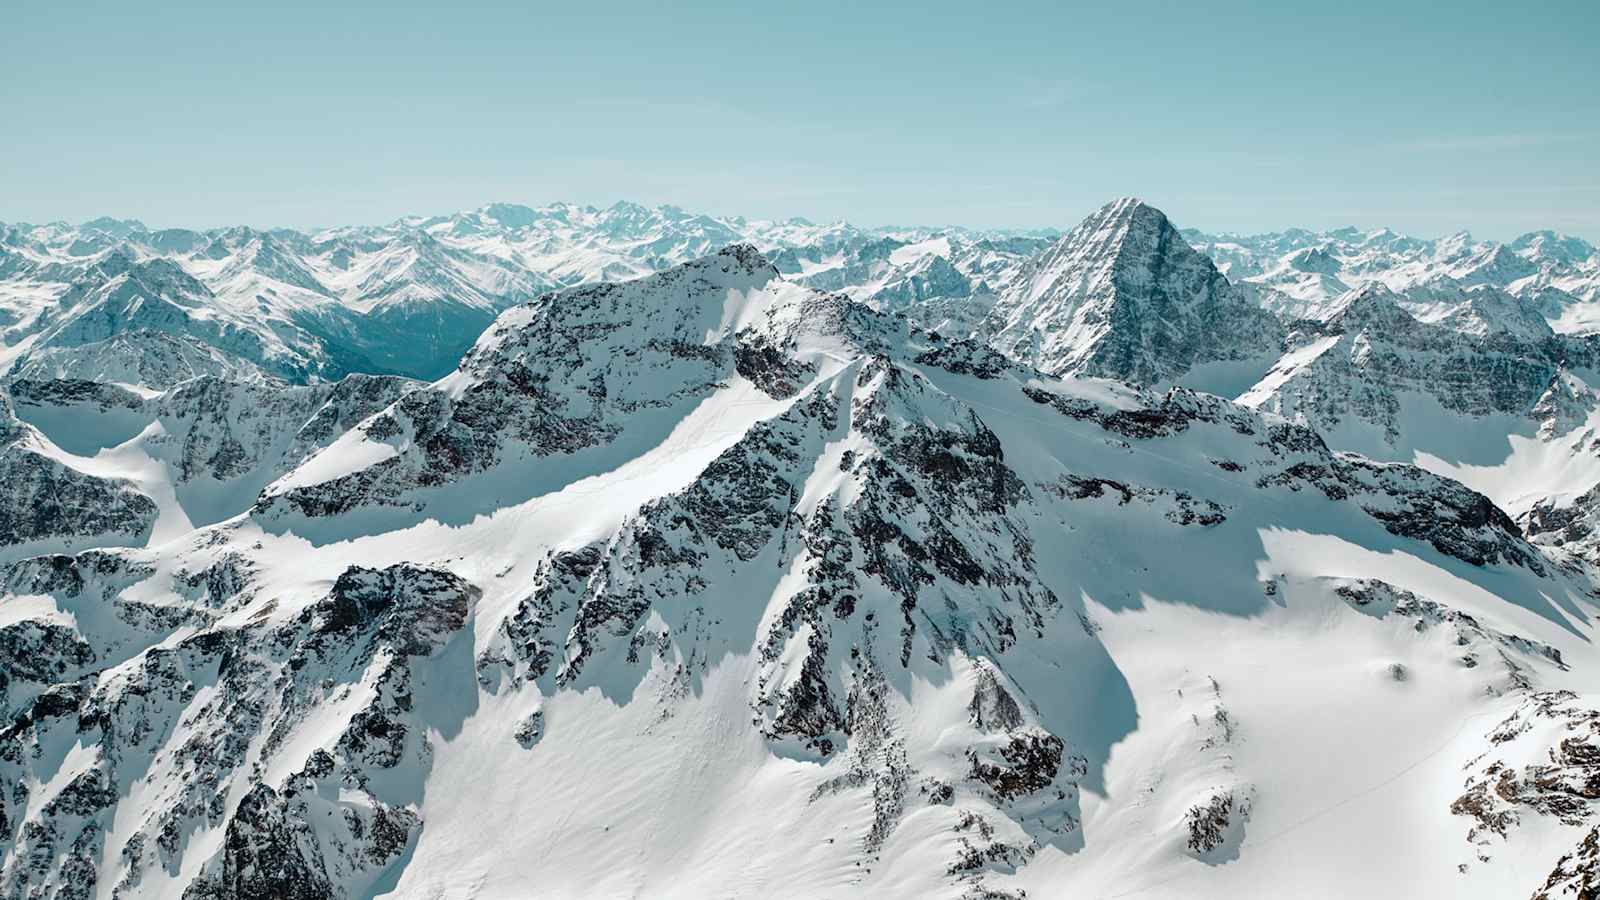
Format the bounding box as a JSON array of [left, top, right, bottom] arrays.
[[4, 0, 1597, 239]]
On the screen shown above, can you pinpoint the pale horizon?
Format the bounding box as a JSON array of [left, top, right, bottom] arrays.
[[5, 1, 1596, 242]]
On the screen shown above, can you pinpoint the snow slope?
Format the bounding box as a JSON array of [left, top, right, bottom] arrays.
[[4, 245, 1600, 900]]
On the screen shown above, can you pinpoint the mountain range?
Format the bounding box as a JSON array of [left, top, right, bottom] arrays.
[[3, 198, 1600, 899]]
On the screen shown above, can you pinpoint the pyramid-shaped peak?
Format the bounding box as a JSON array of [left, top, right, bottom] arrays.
[[1036, 197, 1200, 280], [1287, 246, 1342, 275], [986, 196, 1280, 385], [1328, 282, 1411, 329], [1048, 198, 1189, 267], [1085, 196, 1171, 228]]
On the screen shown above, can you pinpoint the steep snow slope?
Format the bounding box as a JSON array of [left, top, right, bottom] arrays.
[[3, 247, 1600, 899], [0, 391, 158, 560]]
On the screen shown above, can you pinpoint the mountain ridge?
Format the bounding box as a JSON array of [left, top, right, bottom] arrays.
[[5, 204, 1600, 899]]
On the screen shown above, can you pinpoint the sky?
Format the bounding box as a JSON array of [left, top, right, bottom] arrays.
[[3, 0, 1597, 240]]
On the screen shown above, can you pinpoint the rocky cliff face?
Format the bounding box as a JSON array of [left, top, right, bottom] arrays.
[[0, 558, 476, 900], [3, 371, 417, 538], [255, 245, 807, 521], [1237, 284, 1600, 451], [0, 394, 158, 556], [983, 198, 1285, 385]]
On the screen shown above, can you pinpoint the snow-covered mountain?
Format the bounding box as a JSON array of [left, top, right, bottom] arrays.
[[770, 233, 1048, 338], [0, 205, 1048, 390], [5, 204, 1600, 898], [1187, 223, 1600, 333], [7, 198, 1591, 397], [1181, 220, 1600, 559], [983, 198, 1284, 389], [1238, 283, 1578, 450]]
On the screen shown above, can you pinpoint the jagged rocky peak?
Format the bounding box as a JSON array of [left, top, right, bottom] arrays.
[[1187, 218, 1600, 328], [1531, 369, 1597, 438], [1522, 482, 1600, 564], [451, 242, 789, 387], [0, 558, 477, 900], [1436, 284, 1555, 340], [1324, 282, 1416, 331], [6, 329, 270, 389], [1465, 243, 1541, 284], [983, 197, 1284, 385], [1286, 245, 1342, 275], [218, 231, 330, 294], [1028, 197, 1178, 282], [255, 244, 851, 520], [1236, 275, 1600, 457], [1369, 274, 1560, 342], [0, 394, 158, 555]]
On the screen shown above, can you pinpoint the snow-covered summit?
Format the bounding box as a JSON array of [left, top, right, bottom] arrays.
[[982, 198, 1284, 384]]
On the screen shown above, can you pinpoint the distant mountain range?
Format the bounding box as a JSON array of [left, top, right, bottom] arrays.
[[4, 199, 1594, 389], [0, 203, 1060, 386]]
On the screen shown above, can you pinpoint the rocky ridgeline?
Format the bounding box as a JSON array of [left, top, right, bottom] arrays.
[[1523, 482, 1600, 572], [983, 198, 1285, 385], [0, 393, 157, 553], [0, 372, 417, 545], [1241, 283, 1600, 447], [464, 293, 1088, 873], [0, 240, 1597, 897], [1021, 383, 1546, 573], [0, 560, 476, 900], [1454, 691, 1600, 891], [1188, 222, 1600, 316], [1333, 578, 1568, 699], [0, 202, 1056, 388], [257, 246, 782, 518]]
